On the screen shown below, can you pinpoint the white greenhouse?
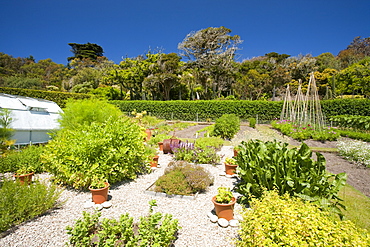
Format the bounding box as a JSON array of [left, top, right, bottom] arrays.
[[0, 93, 62, 145]]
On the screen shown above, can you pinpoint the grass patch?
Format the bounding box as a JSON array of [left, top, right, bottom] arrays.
[[339, 184, 370, 231]]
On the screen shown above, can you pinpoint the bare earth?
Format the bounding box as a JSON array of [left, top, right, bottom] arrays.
[[175, 124, 370, 197]]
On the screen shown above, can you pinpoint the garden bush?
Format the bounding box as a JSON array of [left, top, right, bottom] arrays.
[[66, 200, 180, 247], [41, 117, 149, 189], [235, 139, 347, 216], [154, 161, 214, 195], [0, 179, 61, 232], [59, 98, 123, 130], [236, 190, 370, 247], [212, 114, 240, 140], [0, 145, 44, 173]]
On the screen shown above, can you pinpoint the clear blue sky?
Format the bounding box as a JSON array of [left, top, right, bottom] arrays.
[[1, 0, 369, 65]]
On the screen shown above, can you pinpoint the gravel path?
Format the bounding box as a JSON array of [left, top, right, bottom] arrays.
[[0, 146, 242, 247]]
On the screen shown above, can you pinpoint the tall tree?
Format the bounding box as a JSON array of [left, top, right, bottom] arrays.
[[337, 36, 370, 68], [144, 53, 181, 100], [67, 43, 104, 62], [178, 26, 242, 99], [315, 52, 340, 72], [105, 53, 159, 100]]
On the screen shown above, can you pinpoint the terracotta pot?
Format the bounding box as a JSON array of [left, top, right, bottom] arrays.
[[14, 172, 34, 185], [212, 196, 236, 221], [163, 139, 181, 154], [225, 163, 238, 175], [89, 182, 109, 204], [144, 129, 152, 141], [158, 142, 163, 151], [150, 155, 159, 167]]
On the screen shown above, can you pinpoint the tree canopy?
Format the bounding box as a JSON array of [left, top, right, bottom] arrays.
[[67, 43, 104, 62], [0, 33, 369, 100]]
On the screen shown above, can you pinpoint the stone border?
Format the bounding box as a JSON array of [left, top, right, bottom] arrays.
[[144, 182, 198, 200]]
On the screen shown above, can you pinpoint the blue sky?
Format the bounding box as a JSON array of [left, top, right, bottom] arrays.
[[1, 0, 369, 65]]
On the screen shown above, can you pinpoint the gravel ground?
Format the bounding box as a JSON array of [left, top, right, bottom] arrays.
[[0, 146, 242, 247], [2, 123, 369, 246]]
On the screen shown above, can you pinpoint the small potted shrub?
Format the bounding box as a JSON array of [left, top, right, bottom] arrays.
[[233, 145, 241, 157], [89, 178, 109, 204], [14, 165, 35, 185], [224, 157, 237, 175], [146, 146, 159, 168], [212, 187, 236, 220]]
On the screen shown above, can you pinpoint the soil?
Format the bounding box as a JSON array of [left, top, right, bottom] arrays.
[[174, 123, 370, 197]]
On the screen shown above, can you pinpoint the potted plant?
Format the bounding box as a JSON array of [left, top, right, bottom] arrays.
[[14, 165, 34, 185], [89, 178, 110, 204], [224, 157, 237, 175], [158, 141, 164, 151], [146, 146, 159, 168], [211, 187, 236, 221], [233, 146, 240, 157], [151, 154, 159, 168]]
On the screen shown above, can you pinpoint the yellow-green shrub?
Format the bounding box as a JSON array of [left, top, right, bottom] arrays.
[[236, 190, 370, 247]]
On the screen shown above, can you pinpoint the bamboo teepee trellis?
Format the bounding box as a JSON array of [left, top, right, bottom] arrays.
[[280, 72, 326, 130]]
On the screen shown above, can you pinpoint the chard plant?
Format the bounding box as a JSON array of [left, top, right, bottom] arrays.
[[235, 139, 347, 217]]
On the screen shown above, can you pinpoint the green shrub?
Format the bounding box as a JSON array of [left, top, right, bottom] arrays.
[[154, 161, 214, 195], [0, 145, 44, 173], [66, 200, 180, 247], [0, 179, 61, 232], [235, 140, 347, 217], [59, 98, 123, 130], [236, 190, 370, 247], [155, 170, 191, 195], [248, 117, 256, 128], [212, 114, 240, 139], [41, 117, 149, 189]]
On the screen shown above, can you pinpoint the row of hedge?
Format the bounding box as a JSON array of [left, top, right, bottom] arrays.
[[1, 87, 370, 120], [0, 87, 92, 108], [111, 99, 370, 121]]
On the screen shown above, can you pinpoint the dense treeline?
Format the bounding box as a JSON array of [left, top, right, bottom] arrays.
[[0, 28, 369, 101]]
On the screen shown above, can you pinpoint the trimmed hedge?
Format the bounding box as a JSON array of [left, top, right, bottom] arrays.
[[321, 99, 370, 117], [111, 99, 370, 122], [111, 100, 283, 121], [0, 87, 92, 108]]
